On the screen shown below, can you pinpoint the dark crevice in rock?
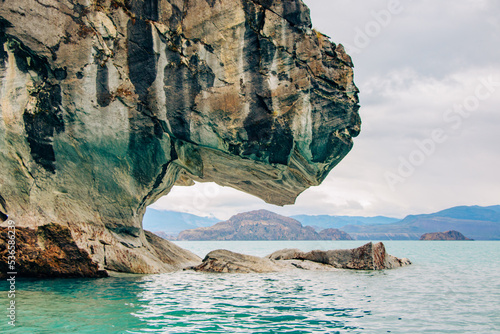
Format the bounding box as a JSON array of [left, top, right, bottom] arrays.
[[151, 163, 170, 190], [205, 0, 217, 8], [247, 0, 312, 30], [1, 33, 65, 173], [48, 42, 60, 61], [241, 16, 272, 159], [4, 36, 51, 79], [106, 224, 141, 238], [0, 193, 7, 213], [138, 162, 170, 210], [170, 140, 179, 160], [34, 0, 60, 11], [144, 0, 159, 21], [165, 68, 194, 125], [23, 82, 65, 173], [54, 67, 67, 80], [16, 153, 35, 180], [0, 193, 7, 220], [268, 119, 293, 165], [127, 19, 157, 102], [257, 36, 276, 74], [0, 20, 9, 65], [164, 47, 215, 142], [241, 0, 266, 32], [240, 11, 292, 165], [153, 117, 165, 139], [0, 195, 9, 222], [127, 120, 167, 186], [96, 62, 111, 107]]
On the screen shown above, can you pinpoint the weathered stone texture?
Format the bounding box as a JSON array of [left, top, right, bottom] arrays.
[[191, 242, 411, 273], [267, 242, 411, 270], [0, 0, 359, 275], [0, 223, 107, 278]]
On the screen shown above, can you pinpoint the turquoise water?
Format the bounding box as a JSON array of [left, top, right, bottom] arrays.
[[1, 241, 499, 333]]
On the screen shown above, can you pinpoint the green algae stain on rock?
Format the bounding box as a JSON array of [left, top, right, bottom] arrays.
[[0, 0, 360, 275]]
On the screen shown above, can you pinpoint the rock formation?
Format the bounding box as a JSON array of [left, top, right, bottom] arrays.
[[420, 230, 472, 241], [190, 242, 411, 273], [177, 209, 353, 240], [191, 249, 281, 273], [0, 0, 360, 275], [317, 228, 352, 240], [267, 242, 411, 270], [0, 223, 108, 278]]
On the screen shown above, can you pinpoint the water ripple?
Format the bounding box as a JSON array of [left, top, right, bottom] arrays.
[[1, 241, 499, 333]]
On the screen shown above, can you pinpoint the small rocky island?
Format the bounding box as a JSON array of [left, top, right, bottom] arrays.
[[189, 242, 411, 273], [177, 210, 353, 241], [420, 230, 472, 240]]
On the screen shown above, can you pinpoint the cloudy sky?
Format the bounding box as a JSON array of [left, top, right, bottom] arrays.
[[151, 0, 500, 220]]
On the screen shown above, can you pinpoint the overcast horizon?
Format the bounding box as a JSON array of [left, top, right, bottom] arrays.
[[150, 0, 500, 220]]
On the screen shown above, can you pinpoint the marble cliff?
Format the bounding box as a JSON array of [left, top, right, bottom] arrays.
[[0, 0, 360, 276]]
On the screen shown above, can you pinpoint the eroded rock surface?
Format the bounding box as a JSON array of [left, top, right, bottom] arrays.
[[191, 242, 411, 273], [0, 0, 360, 275], [190, 249, 281, 273], [268, 242, 411, 270], [0, 224, 107, 278]]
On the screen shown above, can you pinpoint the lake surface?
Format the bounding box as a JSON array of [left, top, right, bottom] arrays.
[[1, 241, 499, 333]]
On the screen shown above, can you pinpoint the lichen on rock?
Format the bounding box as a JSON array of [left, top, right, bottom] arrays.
[[0, 0, 360, 276]]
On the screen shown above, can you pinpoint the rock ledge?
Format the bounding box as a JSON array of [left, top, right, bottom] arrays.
[[190, 242, 411, 273]]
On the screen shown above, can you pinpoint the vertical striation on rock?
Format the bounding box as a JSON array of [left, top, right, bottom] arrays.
[[0, 0, 360, 275]]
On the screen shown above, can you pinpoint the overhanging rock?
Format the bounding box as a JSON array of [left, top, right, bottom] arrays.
[[0, 0, 360, 275]]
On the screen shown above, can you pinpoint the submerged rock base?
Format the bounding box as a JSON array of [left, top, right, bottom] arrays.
[[0, 224, 107, 278], [190, 242, 411, 273]]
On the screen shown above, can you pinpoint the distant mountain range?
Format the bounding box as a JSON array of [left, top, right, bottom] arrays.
[[342, 205, 500, 240], [142, 209, 218, 236], [176, 210, 352, 241], [291, 215, 399, 230], [143, 205, 500, 241]]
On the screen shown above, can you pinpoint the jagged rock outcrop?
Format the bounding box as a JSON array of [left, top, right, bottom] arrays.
[[191, 242, 411, 273], [268, 242, 411, 270], [0, 0, 360, 275], [0, 223, 201, 276], [420, 230, 472, 241], [0, 224, 108, 278]]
